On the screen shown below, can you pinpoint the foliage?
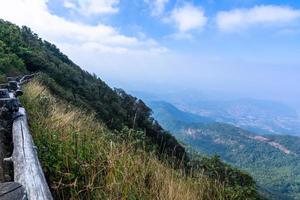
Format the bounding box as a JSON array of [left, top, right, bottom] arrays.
[[21, 81, 245, 200], [0, 19, 185, 163], [185, 124, 300, 200], [192, 156, 255, 187], [0, 73, 6, 83]]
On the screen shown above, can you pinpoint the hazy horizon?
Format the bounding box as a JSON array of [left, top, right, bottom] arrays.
[[1, 0, 299, 110], [101, 63, 300, 112]]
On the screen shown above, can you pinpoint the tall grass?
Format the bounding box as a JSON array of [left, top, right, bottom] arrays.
[[21, 80, 234, 200]]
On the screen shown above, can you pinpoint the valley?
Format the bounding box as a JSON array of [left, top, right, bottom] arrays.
[[133, 90, 300, 137], [149, 101, 300, 200]]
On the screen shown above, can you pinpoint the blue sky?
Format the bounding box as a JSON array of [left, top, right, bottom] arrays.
[[0, 0, 300, 108]]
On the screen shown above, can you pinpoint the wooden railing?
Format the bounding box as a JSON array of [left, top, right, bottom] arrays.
[[0, 75, 53, 200]]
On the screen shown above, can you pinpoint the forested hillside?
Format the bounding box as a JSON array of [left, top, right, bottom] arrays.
[[0, 19, 265, 199], [150, 101, 300, 200], [0, 19, 186, 161]]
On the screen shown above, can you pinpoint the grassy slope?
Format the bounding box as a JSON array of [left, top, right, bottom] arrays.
[[21, 80, 233, 200]]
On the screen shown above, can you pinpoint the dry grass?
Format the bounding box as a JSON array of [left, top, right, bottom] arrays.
[[21, 80, 230, 200]]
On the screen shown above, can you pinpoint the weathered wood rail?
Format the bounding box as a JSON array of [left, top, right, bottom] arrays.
[[0, 75, 53, 200]]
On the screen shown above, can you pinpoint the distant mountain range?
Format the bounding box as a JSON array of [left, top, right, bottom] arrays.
[[174, 99, 300, 136], [133, 90, 300, 137], [149, 101, 300, 200]]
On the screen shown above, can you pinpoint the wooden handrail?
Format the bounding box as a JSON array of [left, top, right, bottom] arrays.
[[1, 74, 53, 200], [12, 108, 53, 200]]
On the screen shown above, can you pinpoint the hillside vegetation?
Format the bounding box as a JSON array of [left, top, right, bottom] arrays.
[[0, 19, 263, 199], [0, 19, 185, 162], [20, 80, 232, 200], [150, 101, 300, 200]]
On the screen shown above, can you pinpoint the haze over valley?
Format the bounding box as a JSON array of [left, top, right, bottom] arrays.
[[0, 0, 300, 199]]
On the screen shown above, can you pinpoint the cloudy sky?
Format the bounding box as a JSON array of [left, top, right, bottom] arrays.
[[0, 0, 299, 107]]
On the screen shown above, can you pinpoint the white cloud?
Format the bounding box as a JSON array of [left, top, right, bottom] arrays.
[[167, 4, 207, 32], [0, 0, 169, 84], [146, 0, 169, 16], [63, 1, 76, 9], [74, 0, 120, 15], [0, 0, 164, 54], [216, 5, 300, 32]]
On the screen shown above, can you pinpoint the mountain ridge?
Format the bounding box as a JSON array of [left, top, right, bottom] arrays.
[[133, 89, 300, 136]]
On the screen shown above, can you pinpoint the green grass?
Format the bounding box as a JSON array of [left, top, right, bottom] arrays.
[[21, 80, 236, 200]]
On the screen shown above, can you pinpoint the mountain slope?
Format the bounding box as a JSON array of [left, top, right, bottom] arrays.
[[21, 80, 232, 200], [135, 90, 300, 136], [150, 101, 300, 200], [175, 99, 300, 136], [0, 19, 186, 161], [148, 101, 214, 124], [0, 19, 264, 199]]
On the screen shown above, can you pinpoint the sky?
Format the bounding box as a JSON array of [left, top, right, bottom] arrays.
[[0, 0, 299, 108]]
